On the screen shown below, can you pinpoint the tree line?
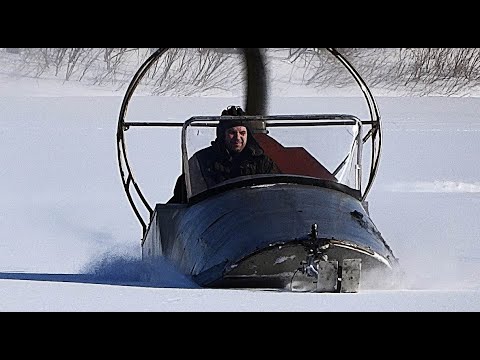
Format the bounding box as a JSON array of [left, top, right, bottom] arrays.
[[3, 48, 480, 96]]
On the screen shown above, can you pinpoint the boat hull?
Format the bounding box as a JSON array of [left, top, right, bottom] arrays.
[[142, 178, 399, 291]]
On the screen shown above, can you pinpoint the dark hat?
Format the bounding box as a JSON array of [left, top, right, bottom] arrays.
[[221, 105, 245, 116], [216, 105, 249, 139]]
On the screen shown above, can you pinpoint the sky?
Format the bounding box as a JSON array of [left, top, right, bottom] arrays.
[[1, 58, 480, 312]]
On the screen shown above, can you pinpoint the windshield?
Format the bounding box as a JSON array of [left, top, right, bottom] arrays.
[[182, 115, 363, 200]]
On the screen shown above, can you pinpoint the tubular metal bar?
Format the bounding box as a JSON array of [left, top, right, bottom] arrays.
[[123, 119, 378, 129], [124, 114, 368, 130], [326, 48, 382, 201], [124, 122, 185, 128], [116, 48, 383, 238], [125, 121, 360, 128], [116, 48, 170, 239]]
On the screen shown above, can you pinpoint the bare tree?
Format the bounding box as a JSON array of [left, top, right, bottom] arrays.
[[144, 48, 243, 96], [5, 48, 480, 96]]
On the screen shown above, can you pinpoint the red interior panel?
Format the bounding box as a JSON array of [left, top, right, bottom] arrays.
[[254, 133, 337, 181]]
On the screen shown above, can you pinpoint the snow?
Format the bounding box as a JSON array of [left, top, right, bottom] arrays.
[[1, 53, 480, 312]]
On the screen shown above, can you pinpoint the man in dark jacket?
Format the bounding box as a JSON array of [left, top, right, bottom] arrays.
[[169, 106, 280, 203]]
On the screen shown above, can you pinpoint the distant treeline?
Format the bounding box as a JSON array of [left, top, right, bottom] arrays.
[[3, 48, 480, 96]]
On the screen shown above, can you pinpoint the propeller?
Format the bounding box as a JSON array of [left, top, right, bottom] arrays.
[[242, 48, 268, 116]]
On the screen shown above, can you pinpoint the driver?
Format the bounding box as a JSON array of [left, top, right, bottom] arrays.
[[169, 105, 280, 203]]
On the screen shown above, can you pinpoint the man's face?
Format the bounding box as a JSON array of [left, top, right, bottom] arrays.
[[224, 126, 248, 153]]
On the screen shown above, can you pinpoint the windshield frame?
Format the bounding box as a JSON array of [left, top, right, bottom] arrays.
[[182, 114, 363, 201]]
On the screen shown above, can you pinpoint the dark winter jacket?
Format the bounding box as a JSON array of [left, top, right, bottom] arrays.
[[193, 137, 279, 186], [169, 130, 280, 203]]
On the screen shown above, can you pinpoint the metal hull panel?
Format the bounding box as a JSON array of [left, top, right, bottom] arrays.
[[142, 182, 398, 289]]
